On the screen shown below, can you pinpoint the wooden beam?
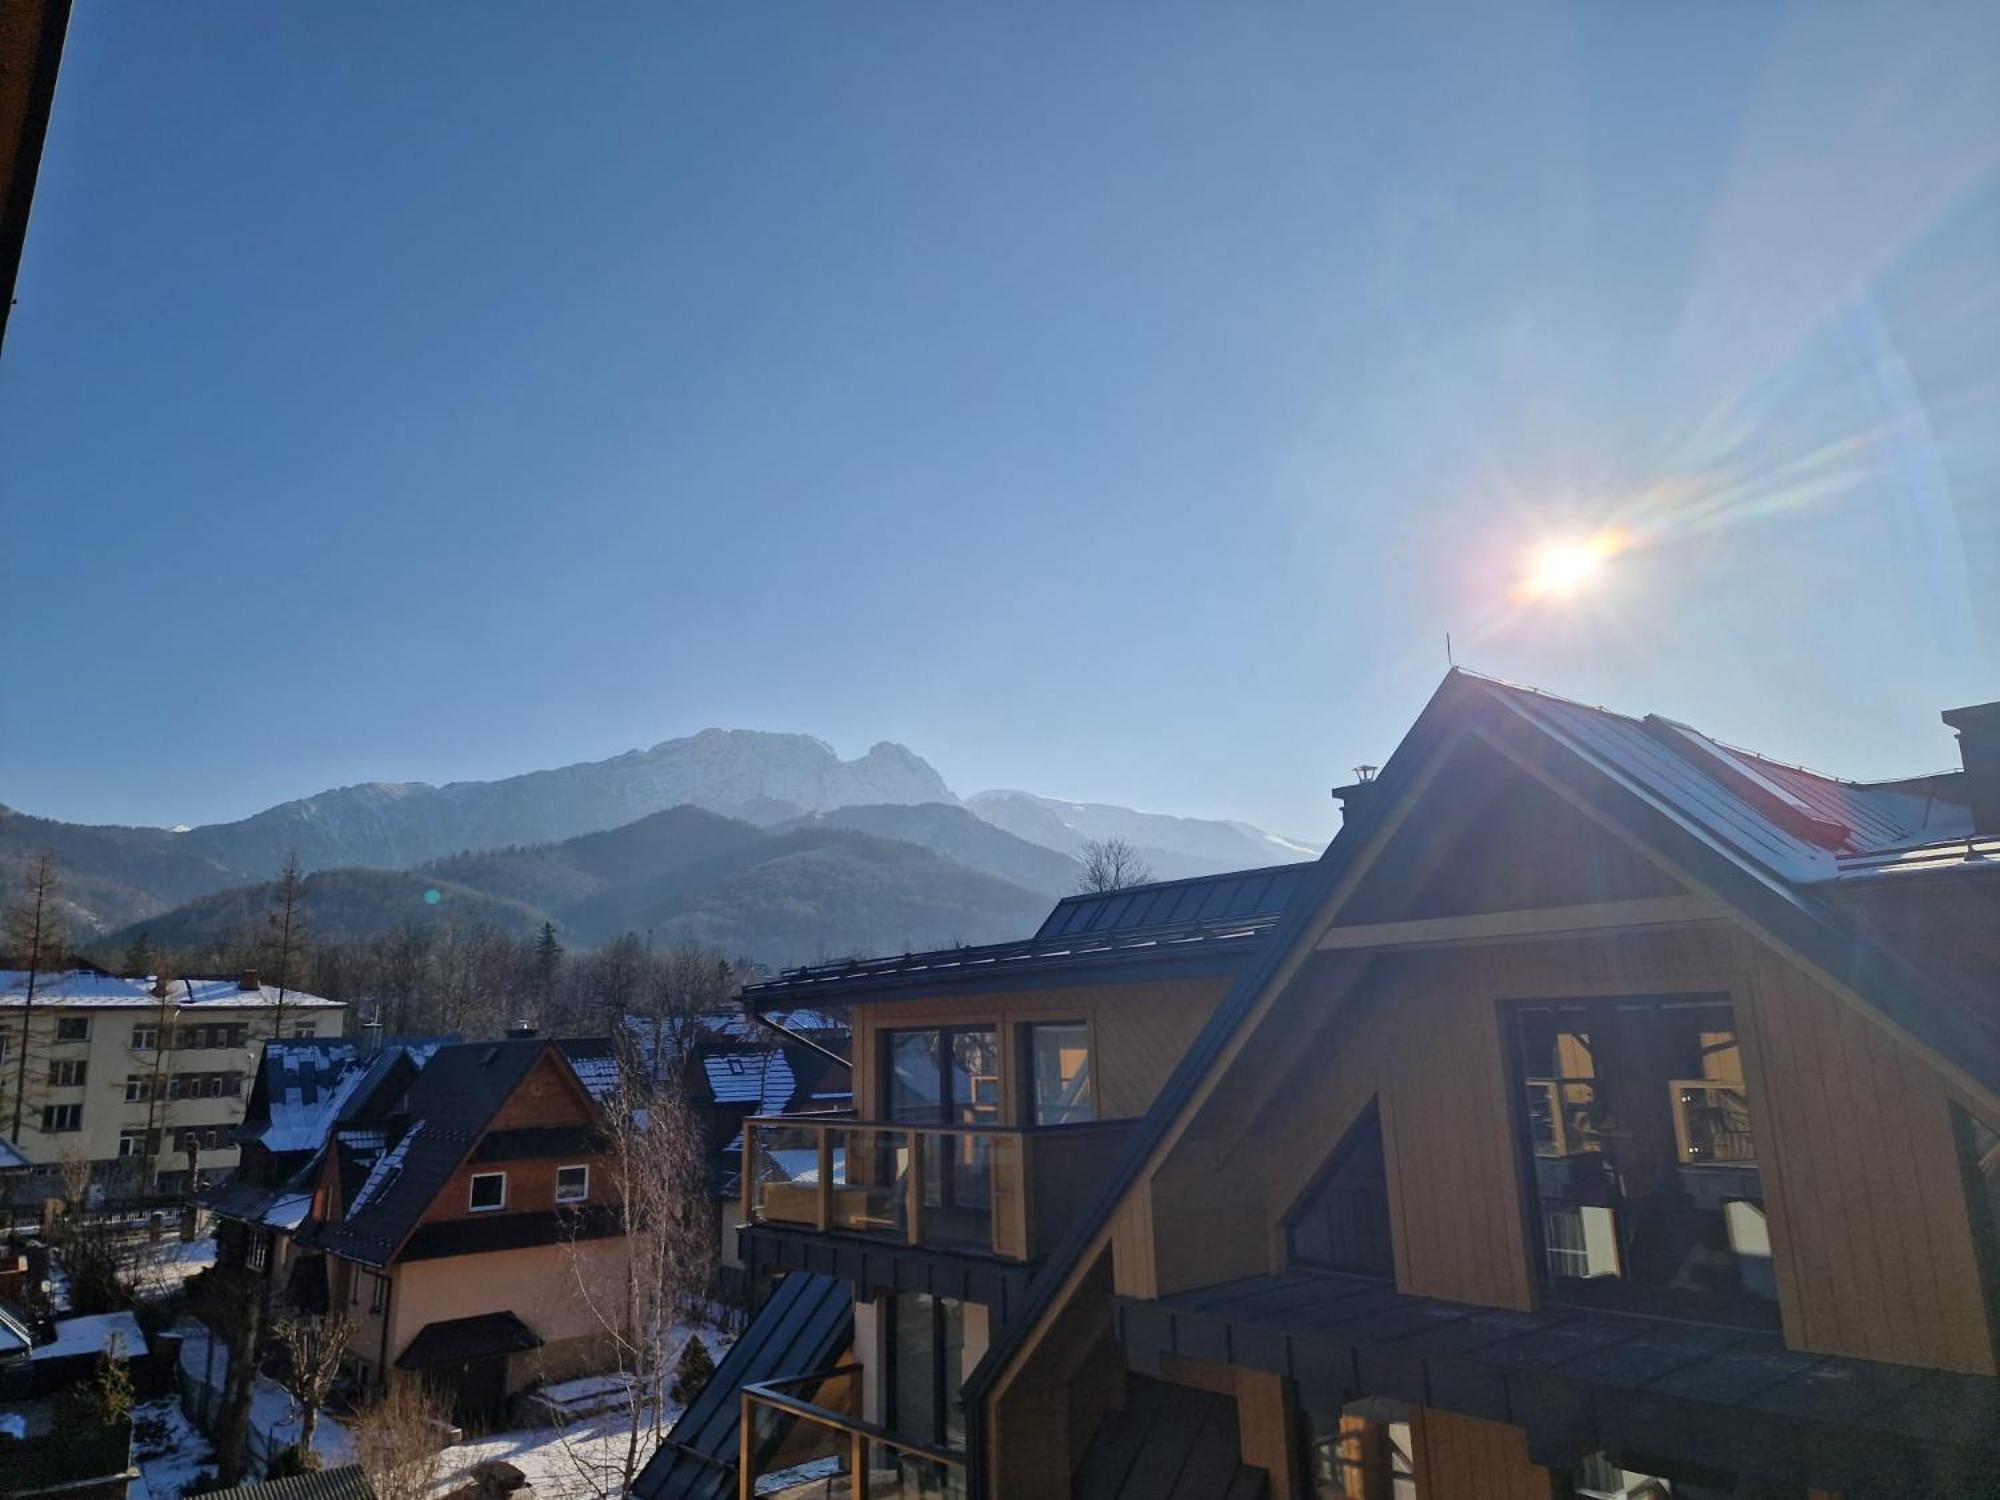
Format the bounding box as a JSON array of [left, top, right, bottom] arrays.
[[1315, 893, 1719, 952]]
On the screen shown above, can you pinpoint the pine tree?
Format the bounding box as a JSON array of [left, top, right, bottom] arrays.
[[532, 922, 563, 1014], [261, 852, 310, 1042], [670, 1333, 715, 1407]]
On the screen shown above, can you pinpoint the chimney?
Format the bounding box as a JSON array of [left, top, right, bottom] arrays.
[[1330, 764, 1381, 824], [1942, 701, 2000, 833], [237, 970, 260, 993], [505, 1021, 539, 1040], [151, 974, 169, 1000]]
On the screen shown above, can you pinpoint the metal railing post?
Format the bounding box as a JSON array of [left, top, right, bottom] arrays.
[[906, 1130, 925, 1246]]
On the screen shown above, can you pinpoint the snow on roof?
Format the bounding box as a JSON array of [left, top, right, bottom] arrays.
[[262, 1191, 313, 1231], [0, 971, 343, 1010], [32, 1309, 147, 1362], [703, 1050, 795, 1111], [0, 1137, 29, 1171], [259, 1046, 372, 1152], [347, 1121, 423, 1213]]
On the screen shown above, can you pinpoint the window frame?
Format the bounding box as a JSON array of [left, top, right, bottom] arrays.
[[54, 1017, 90, 1043], [41, 1102, 83, 1133], [48, 1058, 87, 1088], [468, 1171, 508, 1213], [555, 1164, 589, 1205], [1021, 1019, 1096, 1128]]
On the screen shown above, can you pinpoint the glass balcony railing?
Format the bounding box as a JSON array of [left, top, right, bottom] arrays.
[[741, 1366, 966, 1500], [743, 1112, 1133, 1261]]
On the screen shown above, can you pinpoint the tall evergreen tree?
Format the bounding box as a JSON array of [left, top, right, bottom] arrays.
[[532, 921, 563, 1015]]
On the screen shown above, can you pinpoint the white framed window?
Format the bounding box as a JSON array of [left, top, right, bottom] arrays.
[[247, 1235, 269, 1272], [48, 1059, 87, 1088], [55, 1017, 90, 1043], [555, 1165, 589, 1204], [131, 1026, 159, 1051], [468, 1172, 507, 1212], [292, 1023, 316, 1039], [41, 1103, 83, 1133]]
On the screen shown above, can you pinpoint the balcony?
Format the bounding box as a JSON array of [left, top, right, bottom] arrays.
[[742, 1113, 1133, 1261], [741, 1366, 965, 1500]]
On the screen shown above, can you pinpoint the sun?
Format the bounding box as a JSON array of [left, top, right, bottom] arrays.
[[1521, 532, 1621, 600]]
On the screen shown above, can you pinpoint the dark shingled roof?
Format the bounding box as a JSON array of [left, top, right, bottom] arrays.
[[303, 1038, 562, 1267], [196, 1465, 375, 1500], [395, 1310, 542, 1369], [474, 1125, 606, 1161]]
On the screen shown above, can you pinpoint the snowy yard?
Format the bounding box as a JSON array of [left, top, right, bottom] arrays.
[[124, 1236, 217, 1302], [161, 1317, 355, 1495]]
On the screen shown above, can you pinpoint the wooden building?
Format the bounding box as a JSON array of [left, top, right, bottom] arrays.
[[637, 865, 1311, 1499], [960, 672, 2000, 1499]]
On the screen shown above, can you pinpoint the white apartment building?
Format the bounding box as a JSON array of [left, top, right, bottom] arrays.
[[0, 968, 346, 1204]]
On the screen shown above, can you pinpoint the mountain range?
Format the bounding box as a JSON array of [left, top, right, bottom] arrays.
[[1, 728, 1319, 965]]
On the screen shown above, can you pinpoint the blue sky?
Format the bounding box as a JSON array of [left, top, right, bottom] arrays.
[[3, 3, 1995, 845]]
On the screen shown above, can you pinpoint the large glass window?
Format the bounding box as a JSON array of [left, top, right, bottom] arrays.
[[888, 1292, 967, 1450], [1288, 1102, 1395, 1277], [1025, 1022, 1094, 1126], [1303, 1399, 1416, 1499], [1510, 997, 1775, 1322], [884, 1028, 1001, 1247]]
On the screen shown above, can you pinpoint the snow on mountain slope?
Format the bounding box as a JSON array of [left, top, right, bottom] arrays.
[[965, 789, 1320, 880]]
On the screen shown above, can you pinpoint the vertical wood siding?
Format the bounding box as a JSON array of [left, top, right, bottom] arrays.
[[1409, 1408, 1555, 1500]]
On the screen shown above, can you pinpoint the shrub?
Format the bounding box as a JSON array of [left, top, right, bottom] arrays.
[[670, 1334, 715, 1406]]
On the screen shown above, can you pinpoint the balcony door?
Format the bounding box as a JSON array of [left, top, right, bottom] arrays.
[[885, 1028, 1000, 1244]]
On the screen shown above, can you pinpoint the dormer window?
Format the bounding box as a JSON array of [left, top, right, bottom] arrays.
[[469, 1172, 507, 1212]]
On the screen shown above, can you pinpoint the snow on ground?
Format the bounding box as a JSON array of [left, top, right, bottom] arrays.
[[173, 1318, 355, 1477], [123, 1237, 217, 1302], [436, 1323, 736, 1499], [132, 1395, 214, 1500]]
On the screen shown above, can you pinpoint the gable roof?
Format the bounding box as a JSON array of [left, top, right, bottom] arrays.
[[303, 1037, 587, 1267], [963, 669, 1999, 1486], [741, 863, 1311, 1009]]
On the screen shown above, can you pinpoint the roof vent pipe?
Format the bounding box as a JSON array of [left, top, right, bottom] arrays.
[[1942, 702, 2000, 834]]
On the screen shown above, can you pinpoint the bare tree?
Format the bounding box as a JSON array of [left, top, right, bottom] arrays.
[[274, 1309, 353, 1463], [5, 852, 64, 1142], [262, 851, 311, 1043], [552, 1073, 715, 1497], [1076, 836, 1154, 893], [354, 1379, 450, 1500]]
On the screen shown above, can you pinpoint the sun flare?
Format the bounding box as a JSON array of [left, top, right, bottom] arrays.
[[1521, 532, 1621, 600]]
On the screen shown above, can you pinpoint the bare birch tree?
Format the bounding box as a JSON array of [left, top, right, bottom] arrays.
[[1076, 835, 1154, 892], [551, 1073, 714, 1497], [274, 1309, 353, 1463], [5, 852, 64, 1143]]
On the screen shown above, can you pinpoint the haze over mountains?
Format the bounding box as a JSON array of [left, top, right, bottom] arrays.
[[1, 728, 1318, 964]]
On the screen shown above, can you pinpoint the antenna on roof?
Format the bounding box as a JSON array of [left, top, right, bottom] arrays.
[[1445, 632, 1454, 668]]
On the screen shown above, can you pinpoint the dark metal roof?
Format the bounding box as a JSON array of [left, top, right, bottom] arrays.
[[197, 1466, 375, 1500], [1119, 1270, 1999, 1494], [1035, 864, 1309, 940], [394, 1310, 542, 1369], [1075, 1373, 1267, 1500], [741, 867, 1308, 1011], [632, 1271, 853, 1500]]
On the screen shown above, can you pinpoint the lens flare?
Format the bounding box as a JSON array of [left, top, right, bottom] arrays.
[[1520, 531, 1623, 601]]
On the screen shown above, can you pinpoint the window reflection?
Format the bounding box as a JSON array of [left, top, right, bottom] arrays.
[[1511, 998, 1776, 1321], [1026, 1022, 1094, 1126]]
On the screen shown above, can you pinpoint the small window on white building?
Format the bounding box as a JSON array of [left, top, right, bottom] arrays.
[[292, 1023, 316, 1039], [55, 1018, 90, 1043], [555, 1165, 589, 1204], [469, 1172, 507, 1212], [41, 1103, 82, 1133]]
